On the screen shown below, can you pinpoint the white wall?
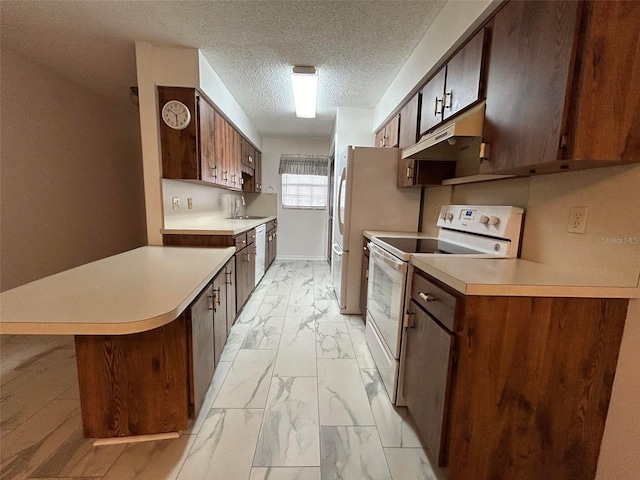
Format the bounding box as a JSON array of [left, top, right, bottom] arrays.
[[332, 107, 375, 161], [0, 48, 147, 291], [261, 137, 331, 259], [373, 0, 497, 130]]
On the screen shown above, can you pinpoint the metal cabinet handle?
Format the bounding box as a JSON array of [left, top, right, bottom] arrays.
[[444, 91, 452, 109], [419, 292, 436, 302], [406, 165, 413, 179], [434, 97, 442, 116], [226, 271, 233, 286], [404, 312, 415, 328]]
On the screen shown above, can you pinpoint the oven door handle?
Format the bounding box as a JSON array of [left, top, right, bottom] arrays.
[[369, 243, 407, 272]]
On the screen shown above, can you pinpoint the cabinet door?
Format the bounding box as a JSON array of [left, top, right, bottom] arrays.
[[564, 0, 640, 164], [197, 95, 217, 183], [212, 272, 227, 367], [385, 114, 400, 148], [231, 129, 242, 190], [399, 93, 420, 150], [480, 0, 579, 173], [442, 29, 486, 121], [419, 68, 446, 135], [247, 242, 256, 292], [214, 113, 228, 186], [254, 151, 262, 193], [403, 301, 455, 466], [235, 248, 249, 310], [225, 257, 237, 331], [189, 284, 215, 417], [375, 128, 385, 148]]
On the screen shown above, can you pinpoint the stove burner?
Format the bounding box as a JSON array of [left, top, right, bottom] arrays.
[[374, 237, 483, 255]]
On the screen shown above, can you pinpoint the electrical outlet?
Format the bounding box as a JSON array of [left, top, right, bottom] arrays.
[[172, 197, 180, 210], [187, 198, 193, 210], [568, 206, 588, 234]]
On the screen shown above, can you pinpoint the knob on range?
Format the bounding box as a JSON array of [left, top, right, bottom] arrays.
[[479, 215, 490, 224], [479, 215, 500, 226], [489, 216, 500, 225], [440, 212, 454, 221]]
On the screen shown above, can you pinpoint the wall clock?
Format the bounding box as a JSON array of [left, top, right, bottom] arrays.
[[162, 100, 191, 130]]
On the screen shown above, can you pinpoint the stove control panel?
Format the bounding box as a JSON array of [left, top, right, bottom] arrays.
[[437, 205, 524, 242]]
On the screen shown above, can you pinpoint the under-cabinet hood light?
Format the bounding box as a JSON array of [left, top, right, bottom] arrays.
[[291, 66, 317, 118]]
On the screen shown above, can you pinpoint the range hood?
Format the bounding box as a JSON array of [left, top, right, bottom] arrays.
[[402, 101, 485, 161]]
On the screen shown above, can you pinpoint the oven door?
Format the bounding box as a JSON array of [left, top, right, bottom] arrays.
[[366, 243, 407, 359]]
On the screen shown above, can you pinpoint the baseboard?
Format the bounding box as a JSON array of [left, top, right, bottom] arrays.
[[275, 255, 327, 261]]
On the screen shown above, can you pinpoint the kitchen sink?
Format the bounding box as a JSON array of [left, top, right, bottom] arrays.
[[226, 215, 269, 220]]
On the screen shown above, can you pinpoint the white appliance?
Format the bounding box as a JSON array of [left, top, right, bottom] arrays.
[[366, 205, 524, 403], [255, 224, 266, 285], [330, 146, 421, 313]]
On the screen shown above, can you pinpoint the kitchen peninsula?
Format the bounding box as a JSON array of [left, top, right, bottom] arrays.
[[0, 246, 235, 439]]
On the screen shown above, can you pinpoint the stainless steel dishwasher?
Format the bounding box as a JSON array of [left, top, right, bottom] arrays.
[[255, 224, 266, 285]]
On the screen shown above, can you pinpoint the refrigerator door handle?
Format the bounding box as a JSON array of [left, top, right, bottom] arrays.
[[332, 243, 346, 256], [337, 167, 346, 236]]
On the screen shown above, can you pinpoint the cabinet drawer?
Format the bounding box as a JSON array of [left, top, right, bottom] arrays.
[[234, 233, 248, 251], [246, 228, 256, 245], [411, 272, 457, 331], [266, 220, 276, 231]]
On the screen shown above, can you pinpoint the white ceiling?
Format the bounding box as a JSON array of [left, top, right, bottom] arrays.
[[1, 1, 446, 138]]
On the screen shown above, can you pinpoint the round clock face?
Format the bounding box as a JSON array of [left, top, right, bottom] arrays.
[[162, 100, 191, 130]]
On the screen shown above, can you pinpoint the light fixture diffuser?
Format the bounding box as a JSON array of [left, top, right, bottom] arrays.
[[291, 66, 317, 118]]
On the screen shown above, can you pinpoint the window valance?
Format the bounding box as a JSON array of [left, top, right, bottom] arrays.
[[278, 154, 329, 176]]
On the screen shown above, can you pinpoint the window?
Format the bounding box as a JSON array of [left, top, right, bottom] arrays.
[[281, 173, 327, 209]]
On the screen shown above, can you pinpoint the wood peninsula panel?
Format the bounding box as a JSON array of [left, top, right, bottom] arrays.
[[75, 315, 190, 438], [446, 295, 628, 480]]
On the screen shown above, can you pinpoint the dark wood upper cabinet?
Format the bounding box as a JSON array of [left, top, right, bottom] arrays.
[[481, 0, 580, 174], [563, 0, 640, 164], [481, 0, 640, 175], [442, 29, 486, 122], [375, 113, 400, 148], [419, 68, 447, 135], [197, 95, 217, 184], [158, 87, 200, 180], [420, 29, 486, 137], [399, 93, 421, 150]]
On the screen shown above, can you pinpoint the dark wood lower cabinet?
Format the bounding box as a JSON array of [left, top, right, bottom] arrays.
[[403, 270, 629, 480], [212, 270, 228, 367], [225, 256, 237, 331], [75, 316, 190, 438], [188, 284, 216, 419]]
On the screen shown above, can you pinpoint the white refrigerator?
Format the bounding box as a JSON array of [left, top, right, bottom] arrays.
[[330, 146, 421, 313]]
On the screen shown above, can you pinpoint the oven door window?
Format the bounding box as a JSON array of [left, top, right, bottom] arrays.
[[367, 252, 405, 359]]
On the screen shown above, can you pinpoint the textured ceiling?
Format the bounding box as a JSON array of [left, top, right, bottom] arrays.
[[1, 1, 446, 138]]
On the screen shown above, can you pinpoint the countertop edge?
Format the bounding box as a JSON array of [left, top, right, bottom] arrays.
[[161, 216, 276, 236], [0, 247, 236, 336], [410, 257, 640, 299]]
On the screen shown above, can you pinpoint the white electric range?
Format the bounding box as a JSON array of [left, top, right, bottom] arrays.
[[365, 205, 525, 403]]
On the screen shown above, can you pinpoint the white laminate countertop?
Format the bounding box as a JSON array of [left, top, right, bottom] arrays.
[[411, 256, 640, 299], [0, 246, 235, 335], [162, 214, 276, 235]]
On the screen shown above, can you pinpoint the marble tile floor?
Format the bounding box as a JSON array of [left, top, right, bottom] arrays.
[[0, 260, 446, 480]]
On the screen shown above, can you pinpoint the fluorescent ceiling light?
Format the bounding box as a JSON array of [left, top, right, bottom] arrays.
[[291, 66, 317, 118]]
